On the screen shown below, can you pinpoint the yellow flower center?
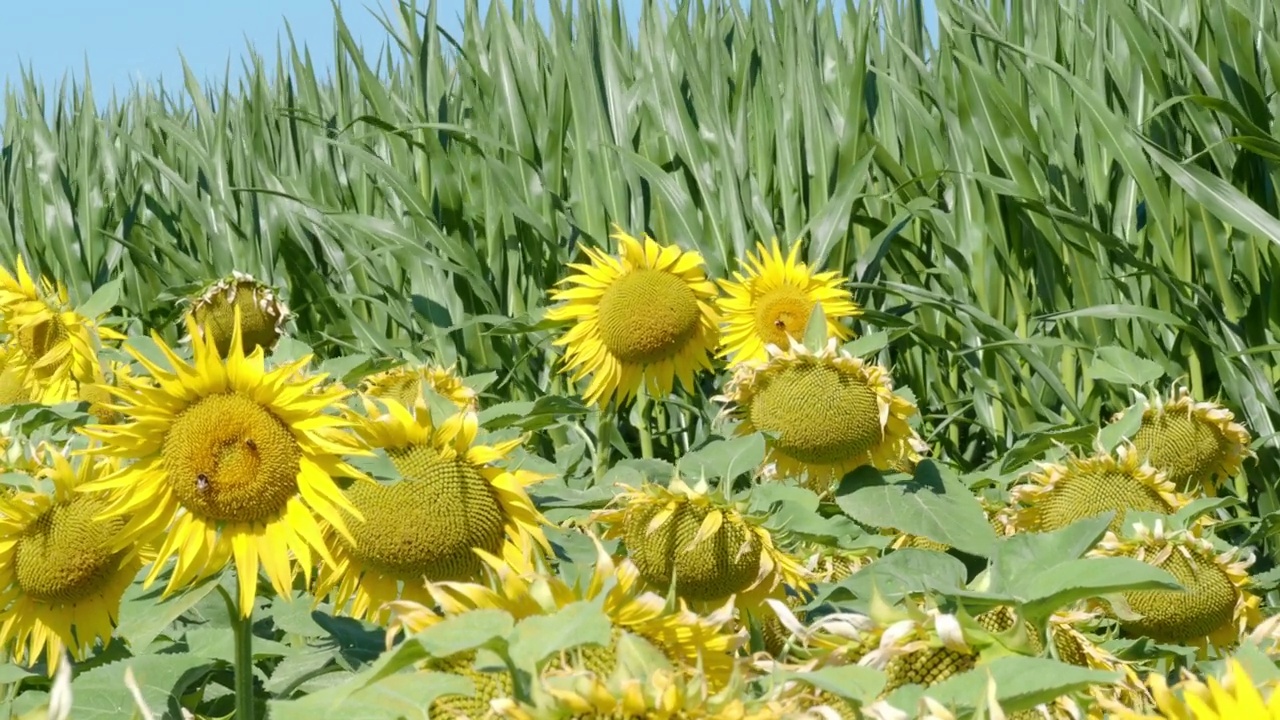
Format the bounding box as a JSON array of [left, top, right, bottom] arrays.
[[624, 501, 762, 602], [1132, 412, 1232, 492], [754, 287, 814, 348], [14, 495, 125, 604], [1119, 545, 1237, 644], [1034, 466, 1173, 534], [17, 317, 68, 379], [596, 269, 700, 365], [747, 363, 884, 465], [191, 282, 284, 357], [163, 393, 301, 523], [340, 445, 506, 581]]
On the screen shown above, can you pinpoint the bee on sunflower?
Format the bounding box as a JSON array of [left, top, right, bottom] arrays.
[[76, 309, 371, 616], [715, 238, 861, 367]]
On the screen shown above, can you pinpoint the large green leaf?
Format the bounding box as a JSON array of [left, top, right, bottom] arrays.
[[836, 461, 999, 557]]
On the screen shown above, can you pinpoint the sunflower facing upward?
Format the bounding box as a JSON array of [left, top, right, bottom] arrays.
[[0, 257, 123, 404], [545, 227, 719, 407], [77, 310, 371, 616], [0, 447, 147, 674], [716, 239, 861, 366], [311, 396, 551, 624]]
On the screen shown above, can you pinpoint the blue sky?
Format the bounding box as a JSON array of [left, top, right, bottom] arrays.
[[1, 1, 939, 105]]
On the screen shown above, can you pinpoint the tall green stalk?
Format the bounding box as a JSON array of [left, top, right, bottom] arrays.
[[219, 586, 257, 720]]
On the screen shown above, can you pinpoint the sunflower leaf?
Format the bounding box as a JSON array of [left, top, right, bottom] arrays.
[[410, 609, 515, 661], [840, 331, 889, 358], [115, 571, 223, 650], [677, 432, 766, 484], [816, 548, 968, 609], [987, 513, 1114, 595], [267, 670, 472, 720], [76, 277, 122, 318], [505, 600, 613, 672], [915, 656, 1121, 716], [1014, 557, 1183, 620], [69, 652, 215, 720], [786, 665, 886, 707], [803, 302, 829, 349], [834, 461, 999, 557], [1086, 346, 1165, 386]]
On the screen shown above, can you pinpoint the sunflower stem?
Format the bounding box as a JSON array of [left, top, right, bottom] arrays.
[[219, 586, 257, 720], [636, 386, 654, 460], [594, 404, 616, 484]]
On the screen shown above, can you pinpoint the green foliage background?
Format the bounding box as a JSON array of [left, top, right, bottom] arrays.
[[1, 0, 1278, 527]]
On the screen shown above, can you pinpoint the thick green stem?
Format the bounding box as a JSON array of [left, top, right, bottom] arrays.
[[219, 586, 257, 720], [594, 404, 616, 484], [636, 386, 654, 460]]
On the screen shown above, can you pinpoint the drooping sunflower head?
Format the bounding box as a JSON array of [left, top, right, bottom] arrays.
[[1117, 386, 1255, 496], [1102, 658, 1280, 720], [491, 632, 793, 720], [1007, 443, 1189, 534], [0, 257, 123, 404], [974, 605, 1143, 704], [76, 310, 370, 617], [545, 226, 720, 407], [1088, 520, 1259, 651], [0, 446, 144, 674], [314, 396, 551, 624], [592, 478, 812, 611], [359, 362, 478, 412], [861, 600, 997, 695], [184, 271, 291, 358], [758, 598, 884, 668], [397, 534, 744, 686], [715, 238, 862, 366], [718, 338, 928, 493]]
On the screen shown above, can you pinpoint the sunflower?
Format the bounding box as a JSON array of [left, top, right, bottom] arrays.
[[1103, 658, 1280, 720], [387, 535, 744, 686], [716, 238, 861, 366], [0, 446, 146, 674], [592, 478, 812, 615], [1088, 520, 1259, 651], [545, 227, 719, 407], [492, 641, 795, 720], [312, 397, 551, 624], [1006, 444, 1190, 535], [76, 311, 370, 616], [360, 362, 478, 412], [718, 338, 927, 492], [1115, 386, 1255, 496], [0, 257, 123, 404], [185, 271, 291, 358]]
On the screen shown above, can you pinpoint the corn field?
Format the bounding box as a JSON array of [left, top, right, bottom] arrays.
[[0, 0, 1277, 717]]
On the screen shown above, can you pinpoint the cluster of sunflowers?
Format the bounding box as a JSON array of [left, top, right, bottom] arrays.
[[0, 228, 1275, 719]]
